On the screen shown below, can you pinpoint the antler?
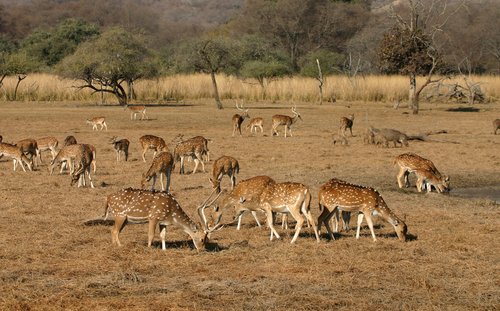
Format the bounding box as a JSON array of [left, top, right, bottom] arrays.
[[197, 188, 226, 231]]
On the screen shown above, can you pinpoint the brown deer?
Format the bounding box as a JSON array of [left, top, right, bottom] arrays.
[[102, 188, 223, 251], [394, 153, 449, 193], [246, 117, 264, 134], [493, 119, 500, 134], [36, 136, 59, 163], [317, 178, 407, 242], [173, 136, 206, 174], [63, 135, 77, 146], [259, 182, 319, 244], [188, 135, 210, 162], [70, 144, 95, 188], [50, 144, 94, 175], [139, 135, 168, 162], [232, 102, 250, 137], [339, 114, 354, 137], [271, 107, 302, 137], [86, 117, 108, 131], [125, 105, 148, 120], [141, 151, 174, 193], [209, 156, 239, 193], [0, 142, 33, 171], [109, 136, 130, 161], [15, 138, 38, 169]]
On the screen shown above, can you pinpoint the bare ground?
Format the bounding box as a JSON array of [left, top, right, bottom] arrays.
[[0, 100, 499, 310]]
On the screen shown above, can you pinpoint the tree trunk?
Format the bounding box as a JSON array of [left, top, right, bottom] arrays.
[[409, 73, 419, 114], [316, 59, 324, 105], [127, 80, 136, 100], [13, 74, 27, 101], [210, 71, 223, 109], [114, 83, 128, 106]]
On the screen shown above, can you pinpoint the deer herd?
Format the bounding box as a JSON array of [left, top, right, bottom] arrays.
[[1, 103, 497, 253]]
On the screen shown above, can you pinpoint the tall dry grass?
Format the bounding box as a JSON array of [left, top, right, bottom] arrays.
[[1, 73, 499, 103]]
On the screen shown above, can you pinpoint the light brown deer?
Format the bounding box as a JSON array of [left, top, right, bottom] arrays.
[[110, 136, 129, 161], [493, 119, 500, 135], [232, 102, 250, 137], [394, 153, 449, 193], [271, 107, 302, 138], [0, 142, 32, 171], [259, 182, 319, 244], [70, 144, 95, 188], [16, 138, 38, 169], [86, 117, 108, 131], [36, 136, 59, 163], [246, 117, 264, 134], [317, 178, 407, 242], [188, 135, 210, 162], [125, 105, 148, 120], [173, 136, 206, 174], [50, 144, 86, 175], [209, 156, 239, 193], [141, 151, 174, 193], [102, 188, 223, 251], [139, 135, 168, 162], [339, 114, 354, 137]]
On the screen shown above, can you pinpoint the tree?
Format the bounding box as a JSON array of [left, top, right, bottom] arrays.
[[240, 60, 292, 99], [0, 50, 39, 100], [57, 27, 158, 105]]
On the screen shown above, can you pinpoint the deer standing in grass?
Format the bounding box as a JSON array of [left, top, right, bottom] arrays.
[[317, 178, 407, 242], [339, 114, 354, 137], [209, 156, 239, 193], [271, 107, 302, 137], [232, 103, 250, 137], [139, 135, 168, 162], [86, 117, 108, 131], [126, 105, 148, 120], [141, 151, 174, 193], [0, 142, 32, 171], [36, 136, 59, 163], [70, 144, 95, 188], [188, 135, 210, 162], [16, 138, 38, 169], [493, 119, 500, 134], [394, 153, 449, 193], [103, 188, 223, 251], [173, 136, 207, 174], [50, 143, 95, 175], [110, 136, 129, 161], [246, 117, 264, 134]]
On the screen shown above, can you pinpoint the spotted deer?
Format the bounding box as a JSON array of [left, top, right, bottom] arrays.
[[102, 188, 223, 251], [63, 135, 77, 146], [110, 136, 130, 161], [16, 139, 38, 169], [0, 142, 32, 171], [259, 182, 319, 243], [493, 119, 500, 134], [86, 117, 108, 131], [141, 151, 174, 193], [209, 156, 239, 193], [36, 136, 59, 163], [188, 135, 210, 162], [173, 136, 206, 174], [271, 107, 302, 138], [125, 105, 148, 120], [70, 144, 95, 188], [232, 102, 250, 137], [139, 135, 168, 162], [50, 144, 86, 175], [317, 178, 407, 242], [394, 153, 449, 193], [339, 114, 354, 137], [246, 117, 264, 134]]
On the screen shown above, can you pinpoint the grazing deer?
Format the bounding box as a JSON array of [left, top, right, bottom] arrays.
[[70, 144, 95, 188], [103, 188, 223, 250], [188, 135, 210, 162], [209, 156, 239, 193], [63, 135, 77, 146], [125, 105, 148, 120], [394, 153, 449, 193], [173, 136, 206, 174], [109, 136, 130, 161], [493, 119, 500, 134], [0, 142, 33, 171], [86, 117, 108, 131], [317, 178, 407, 242], [259, 182, 319, 244], [139, 135, 168, 162], [332, 133, 348, 145], [246, 117, 264, 134], [232, 102, 250, 137], [36, 136, 59, 163], [16, 138, 38, 169], [210, 175, 276, 230], [339, 114, 355, 137], [50, 144, 90, 175], [141, 151, 174, 193], [271, 107, 302, 138]]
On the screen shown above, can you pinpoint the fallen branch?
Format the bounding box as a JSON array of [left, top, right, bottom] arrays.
[[407, 129, 459, 144]]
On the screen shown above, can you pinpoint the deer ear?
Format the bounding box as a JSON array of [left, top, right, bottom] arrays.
[[239, 196, 246, 203]]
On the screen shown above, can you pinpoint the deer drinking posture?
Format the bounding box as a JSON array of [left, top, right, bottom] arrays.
[[86, 117, 108, 131], [209, 156, 239, 193], [16, 138, 38, 169], [110, 136, 130, 161], [394, 153, 449, 193], [271, 107, 302, 138], [139, 135, 168, 162], [125, 105, 148, 120], [141, 151, 174, 193], [173, 136, 206, 174], [232, 103, 250, 137], [70, 144, 95, 188], [246, 117, 264, 134], [317, 178, 407, 242], [339, 114, 355, 137], [103, 188, 222, 250], [493, 119, 500, 135], [259, 182, 319, 244], [36, 136, 59, 163], [0, 142, 33, 171]]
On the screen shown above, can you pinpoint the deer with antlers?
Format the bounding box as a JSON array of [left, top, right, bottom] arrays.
[[125, 105, 148, 120], [173, 136, 207, 174], [232, 102, 250, 137], [86, 117, 108, 131], [209, 156, 239, 193], [0, 142, 33, 171], [141, 151, 174, 193], [36, 136, 59, 163], [271, 107, 302, 138], [139, 135, 168, 162], [103, 188, 223, 251], [110, 136, 130, 161], [394, 153, 449, 193], [317, 178, 407, 242]]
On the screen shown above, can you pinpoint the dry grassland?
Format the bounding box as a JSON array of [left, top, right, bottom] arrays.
[[0, 99, 499, 310]]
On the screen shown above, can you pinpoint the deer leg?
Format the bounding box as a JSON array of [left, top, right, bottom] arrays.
[[147, 219, 158, 248], [165, 170, 171, 193], [112, 217, 127, 246], [289, 209, 304, 244], [142, 149, 147, 162], [87, 167, 94, 188], [192, 159, 199, 174], [397, 168, 406, 188], [151, 175, 157, 191], [265, 208, 280, 241], [317, 205, 335, 240], [356, 213, 364, 239], [301, 206, 319, 242], [159, 225, 167, 250], [179, 157, 185, 174], [364, 213, 377, 242], [159, 172, 165, 192], [251, 211, 261, 227], [342, 211, 351, 231]]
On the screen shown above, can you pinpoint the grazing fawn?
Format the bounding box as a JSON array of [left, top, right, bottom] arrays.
[[16, 138, 38, 169], [246, 117, 264, 134], [141, 151, 174, 193], [339, 114, 354, 137], [232, 102, 250, 137], [173, 136, 207, 174], [0, 142, 33, 171], [209, 156, 239, 193], [139, 135, 168, 162], [70, 144, 95, 188], [493, 119, 500, 134], [271, 107, 302, 137], [110, 136, 130, 161], [36, 136, 59, 163], [86, 117, 108, 131], [103, 188, 223, 250], [317, 178, 407, 242], [394, 153, 449, 193]]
